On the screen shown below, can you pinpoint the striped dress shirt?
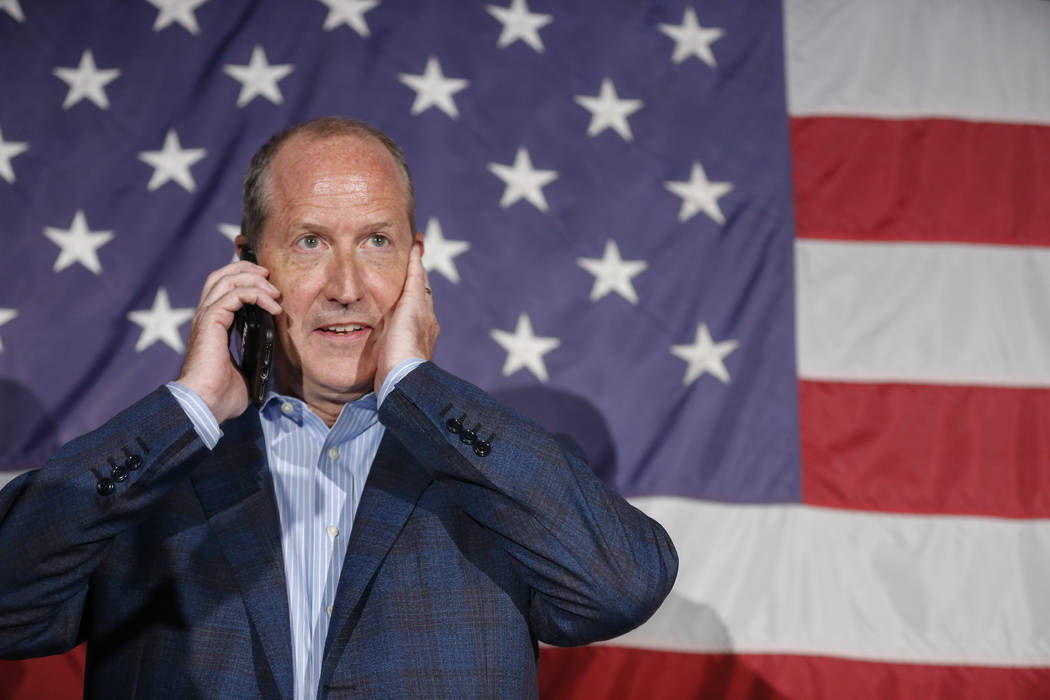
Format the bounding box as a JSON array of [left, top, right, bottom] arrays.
[[167, 358, 422, 700]]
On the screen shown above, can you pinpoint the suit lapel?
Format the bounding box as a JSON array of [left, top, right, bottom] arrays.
[[191, 410, 294, 700], [318, 431, 432, 687]]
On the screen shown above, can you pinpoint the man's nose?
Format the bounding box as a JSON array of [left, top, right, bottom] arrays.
[[324, 252, 365, 305]]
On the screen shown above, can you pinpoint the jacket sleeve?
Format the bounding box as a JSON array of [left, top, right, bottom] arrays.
[[0, 387, 207, 659], [378, 362, 678, 646]]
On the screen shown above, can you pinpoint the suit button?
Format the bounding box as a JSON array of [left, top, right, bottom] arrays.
[[96, 478, 115, 496], [459, 427, 477, 445], [111, 463, 129, 482], [473, 441, 491, 457], [445, 416, 463, 434], [125, 454, 142, 471]]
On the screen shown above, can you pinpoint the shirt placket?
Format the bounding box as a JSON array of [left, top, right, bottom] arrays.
[[265, 394, 379, 700]]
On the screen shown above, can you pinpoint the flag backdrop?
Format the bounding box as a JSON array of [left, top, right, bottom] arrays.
[[1, 0, 1048, 697]]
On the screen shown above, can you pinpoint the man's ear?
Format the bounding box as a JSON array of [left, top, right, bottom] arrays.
[[235, 234, 247, 259], [414, 231, 424, 255]]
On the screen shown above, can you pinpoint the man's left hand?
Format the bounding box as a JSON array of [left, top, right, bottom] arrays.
[[375, 240, 439, 394]]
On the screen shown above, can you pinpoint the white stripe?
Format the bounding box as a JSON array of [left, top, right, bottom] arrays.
[[617, 496, 1050, 666], [784, 0, 1050, 125], [795, 239, 1050, 387]]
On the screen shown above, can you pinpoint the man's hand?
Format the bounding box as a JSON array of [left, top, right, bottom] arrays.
[[375, 241, 439, 394], [176, 260, 282, 424]]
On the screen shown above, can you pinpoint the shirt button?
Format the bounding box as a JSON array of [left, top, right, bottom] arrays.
[[281, 402, 294, 415], [327, 605, 333, 616], [328, 447, 339, 460], [327, 525, 339, 538]]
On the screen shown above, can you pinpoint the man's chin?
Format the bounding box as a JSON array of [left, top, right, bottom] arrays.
[[305, 370, 377, 401], [272, 350, 377, 403]]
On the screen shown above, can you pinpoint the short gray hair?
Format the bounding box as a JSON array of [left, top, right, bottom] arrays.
[[241, 116, 416, 250]]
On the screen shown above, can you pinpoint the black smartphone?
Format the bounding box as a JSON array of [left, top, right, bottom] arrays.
[[233, 245, 275, 406]]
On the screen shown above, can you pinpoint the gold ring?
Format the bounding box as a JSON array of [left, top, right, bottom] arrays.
[[424, 287, 432, 295]]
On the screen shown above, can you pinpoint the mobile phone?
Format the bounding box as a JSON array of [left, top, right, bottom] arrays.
[[232, 245, 275, 407]]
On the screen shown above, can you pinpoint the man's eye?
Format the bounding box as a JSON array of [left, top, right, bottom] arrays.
[[298, 234, 321, 249], [369, 234, 389, 248]]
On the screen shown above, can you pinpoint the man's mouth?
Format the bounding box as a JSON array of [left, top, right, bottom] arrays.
[[320, 324, 366, 334]]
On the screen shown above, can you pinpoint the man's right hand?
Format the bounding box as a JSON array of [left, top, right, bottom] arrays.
[[176, 260, 282, 424]]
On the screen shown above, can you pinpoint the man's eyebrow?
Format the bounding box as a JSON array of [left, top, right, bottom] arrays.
[[284, 219, 403, 236], [289, 221, 334, 234]]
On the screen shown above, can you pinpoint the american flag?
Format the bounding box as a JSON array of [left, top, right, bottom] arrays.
[[1, 0, 1048, 697]]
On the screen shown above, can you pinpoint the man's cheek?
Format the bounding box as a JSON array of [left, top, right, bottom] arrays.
[[359, 279, 397, 314]]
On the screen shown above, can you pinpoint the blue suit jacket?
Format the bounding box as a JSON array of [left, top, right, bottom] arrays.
[[0, 363, 677, 698]]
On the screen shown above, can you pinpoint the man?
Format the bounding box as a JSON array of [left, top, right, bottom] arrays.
[[0, 117, 678, 698]]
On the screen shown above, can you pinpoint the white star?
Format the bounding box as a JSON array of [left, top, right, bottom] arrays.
[[317, 0, 379, 36], [577, 240, 648, 304], [421, 217, 470, 284], [486, 0, 553, 53], [665, 161, 733, 225], [574, 78, 643, 142], [127, 288, 195, 354], [223, 45, 294, 107], [146, 0, 209, 34], [218, 222, 240, 243], [490, 313, 561, 383], [398, 56, 470, 119], [671, 323, 739, 385], [218, 222, 241, 262], [0, 308, 17, 352], [659, 7, 725, 68], [42, 210, 114, 275], [52, 50, 121, 110], [0, 0, 24, 22], [487, 147, 558, 212], [0, 127, 28, 184], [138, 130, 207, 192]]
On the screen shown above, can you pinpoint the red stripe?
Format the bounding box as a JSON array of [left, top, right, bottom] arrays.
[[799, 380, 1050, 518], [8, 638, 1047, 699], [539, 646, 1050, 700], [790, 117, 1050, 246], [0, 645, 84, 699]]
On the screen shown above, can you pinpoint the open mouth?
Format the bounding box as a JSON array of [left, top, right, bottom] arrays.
[[320, 324, 365, 334], [315, 323, 371, 340]]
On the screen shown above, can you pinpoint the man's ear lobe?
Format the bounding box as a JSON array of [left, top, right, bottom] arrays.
[[235, 233, 247, 258]]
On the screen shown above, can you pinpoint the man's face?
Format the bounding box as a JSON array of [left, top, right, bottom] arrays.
[[257, 133, 416, 404]]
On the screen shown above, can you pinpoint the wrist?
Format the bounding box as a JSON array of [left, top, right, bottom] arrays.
[[377, 358, 426, 406], [167, 381, 224, 448], [176, 375, 231, 424]]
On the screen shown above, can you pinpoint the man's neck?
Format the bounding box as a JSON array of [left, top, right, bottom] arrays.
[[273, 366, 373, 429]]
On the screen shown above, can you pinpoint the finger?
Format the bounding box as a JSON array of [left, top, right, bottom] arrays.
[[418, 249, 433, 302], [200, 287, 283, 333], [403, 241, 419, 287], [218, 286, 283, 316], [402, 241, 428, 299], [199, 260, 270, 304], [409, 246, 437, 317], [200, 270, 280, 309]]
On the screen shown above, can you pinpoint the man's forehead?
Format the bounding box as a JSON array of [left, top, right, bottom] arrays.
[[262, 131, 413, 238], [278, 132, 387, 166], [309, 176, 369, 197], [271, 133, 400, 192]]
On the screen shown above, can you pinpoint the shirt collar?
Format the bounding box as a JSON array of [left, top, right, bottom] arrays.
[[260, 385, 379, 442]]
